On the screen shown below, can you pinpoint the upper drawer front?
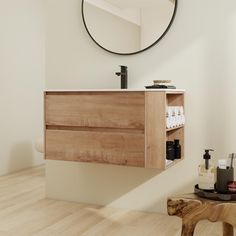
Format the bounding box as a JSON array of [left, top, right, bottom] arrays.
[[45, 92, 145, 129]]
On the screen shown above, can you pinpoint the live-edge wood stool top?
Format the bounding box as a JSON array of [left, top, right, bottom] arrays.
[[167, 193, 236, 236]]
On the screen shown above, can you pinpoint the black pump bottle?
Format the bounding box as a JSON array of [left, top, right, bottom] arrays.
[[204, 149, 214, 170], [174, 139, 181, 159]]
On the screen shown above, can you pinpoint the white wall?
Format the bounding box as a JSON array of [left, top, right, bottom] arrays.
[[45, 0, 236, 213], [0, 0, 45, 175]]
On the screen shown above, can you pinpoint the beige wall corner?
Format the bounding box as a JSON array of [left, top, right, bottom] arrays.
[[0, 0, 45, 175]]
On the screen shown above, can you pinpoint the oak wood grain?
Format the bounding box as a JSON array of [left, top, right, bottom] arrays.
[[145, 92, 166, 169], [167, 194, 236, 236], [45, 91, 185, 170], [167, 93, 184, 106], [45, 92, 145, 130], [46, 129, 145, 167], [0, 166, 227, 236]]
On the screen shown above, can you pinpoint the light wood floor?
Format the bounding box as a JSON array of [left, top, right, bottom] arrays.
[[0, 165, 226, 236]]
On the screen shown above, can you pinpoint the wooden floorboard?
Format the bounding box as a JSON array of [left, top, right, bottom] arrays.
[[0, 165, 230, 235]]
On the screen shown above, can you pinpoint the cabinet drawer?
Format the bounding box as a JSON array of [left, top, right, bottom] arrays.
[[46, 129, 145, 167], [45, 92, 145, 129]]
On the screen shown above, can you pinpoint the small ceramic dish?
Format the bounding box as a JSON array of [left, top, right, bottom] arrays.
[[153, 80, 171, 85]]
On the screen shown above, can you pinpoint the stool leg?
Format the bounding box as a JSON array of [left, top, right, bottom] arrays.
[[223, 222, 233, 236], [181, 222, 197, 236]]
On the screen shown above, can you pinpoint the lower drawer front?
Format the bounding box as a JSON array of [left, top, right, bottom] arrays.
[[46, 129, 145, 167]]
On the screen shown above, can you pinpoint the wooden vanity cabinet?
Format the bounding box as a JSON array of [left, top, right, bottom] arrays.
[[44, 90, 184, 170]]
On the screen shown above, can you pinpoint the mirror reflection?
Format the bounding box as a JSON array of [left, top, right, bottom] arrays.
[[82, 0, 177, 55]]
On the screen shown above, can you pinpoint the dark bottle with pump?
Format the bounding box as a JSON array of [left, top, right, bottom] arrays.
[[174, 139, 181, 159], [166, 141, 175, 160]]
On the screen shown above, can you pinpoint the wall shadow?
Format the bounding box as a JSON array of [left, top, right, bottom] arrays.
[[46, 159, 194, 213], [8, 141, 34, 173], [46, 160, 162, 205]]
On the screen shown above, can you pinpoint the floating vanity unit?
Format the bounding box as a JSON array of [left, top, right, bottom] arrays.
[[44, 89, 185, 170]]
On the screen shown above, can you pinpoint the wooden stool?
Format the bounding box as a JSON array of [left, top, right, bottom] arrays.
[[167, 194, 236, 236]]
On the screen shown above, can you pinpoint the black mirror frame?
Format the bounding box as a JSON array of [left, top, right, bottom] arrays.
[[81, 0, 178, 56]]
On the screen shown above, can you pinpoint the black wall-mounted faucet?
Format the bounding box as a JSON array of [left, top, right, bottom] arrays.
[[115, 65, 128, 89]]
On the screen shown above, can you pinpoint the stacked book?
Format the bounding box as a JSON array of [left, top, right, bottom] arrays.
[[145, 80, 176, 89]]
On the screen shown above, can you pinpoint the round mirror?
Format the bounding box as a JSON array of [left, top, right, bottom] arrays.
[[81, 0, 177, 55]]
